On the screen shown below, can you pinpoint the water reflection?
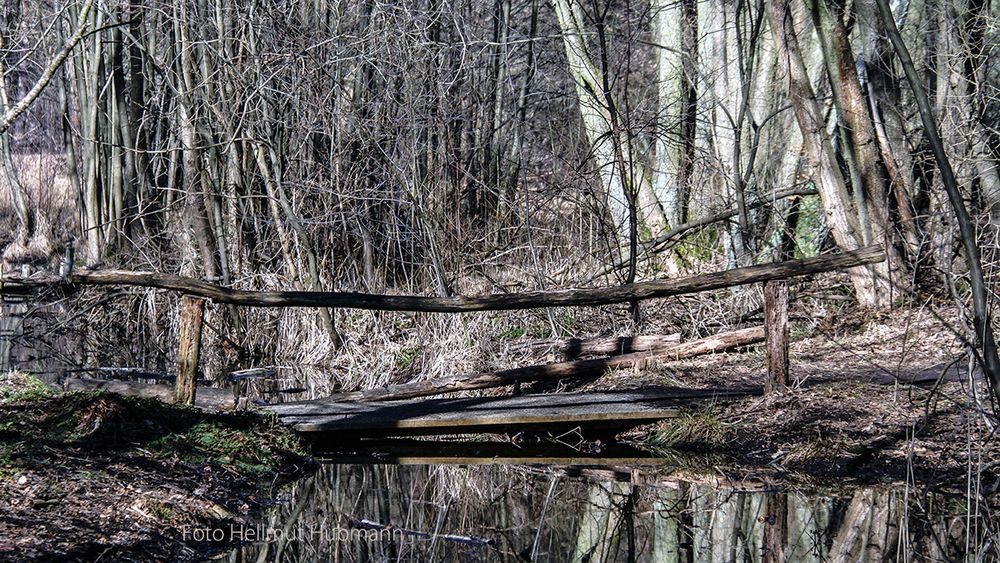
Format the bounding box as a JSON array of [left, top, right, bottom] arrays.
[[0, 292, 171, 379], [226, 463, 998, 562], [0, 295, 338, 398]]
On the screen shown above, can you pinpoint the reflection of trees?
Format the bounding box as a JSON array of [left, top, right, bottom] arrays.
[[571, 482, 636, 563], [828, 489, 896, 561], [227, 465, 996, 562], [786, 493, 830, 562]]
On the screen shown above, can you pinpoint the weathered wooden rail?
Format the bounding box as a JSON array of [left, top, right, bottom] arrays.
[[1, 246, 883, 311]]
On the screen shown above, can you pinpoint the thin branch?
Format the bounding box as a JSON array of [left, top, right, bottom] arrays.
[[0, 0, 97, 135]]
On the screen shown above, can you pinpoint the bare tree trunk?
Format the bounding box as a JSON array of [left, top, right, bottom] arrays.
[[810, 0, 906, 293], [174, 6, 220, 281], [552, 0, 667, 248], [874, 0, 1000, 403], [651, 0, 696, 231], [762, 492, 787, 563]]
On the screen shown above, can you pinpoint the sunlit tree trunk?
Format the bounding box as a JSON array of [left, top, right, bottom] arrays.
[[786, 493, 831, 562], [765, 0, 890, 307], [552, 0, 668, 246], [652, 486, 684, 562], [651, 0, 696, 230], [809, 0, 907, 292], [571, 481, 629, 562]]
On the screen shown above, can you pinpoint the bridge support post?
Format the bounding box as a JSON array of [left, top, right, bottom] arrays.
[[175, 296, 205, 406], [764, 280, 789, 393]]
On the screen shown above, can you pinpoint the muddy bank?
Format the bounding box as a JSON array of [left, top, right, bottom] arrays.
[[0, 373, 311, 561]]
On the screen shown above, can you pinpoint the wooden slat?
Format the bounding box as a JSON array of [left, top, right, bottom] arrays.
[[265, 388, 757, 435], [62, 377, 237, 411], [312, 328, 765, 404]]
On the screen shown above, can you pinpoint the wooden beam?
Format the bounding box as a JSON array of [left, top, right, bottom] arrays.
[[509, 333, 682, 359], [63, 377, 237, 411], [0, 246, 885, 312], [174, 297, 204, 406], [764, 280, 789, 393], [311, 327, 765, 403]]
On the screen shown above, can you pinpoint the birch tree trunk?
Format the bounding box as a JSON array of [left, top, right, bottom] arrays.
[[651, 0, 696, 231], [552, 0, 668, 245]]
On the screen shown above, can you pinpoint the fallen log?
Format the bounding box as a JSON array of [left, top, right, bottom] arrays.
[[313, 327, 764, 403], [62, 377, 237, 411], [510, 333, 682, 359], [0, 246, 884, 312]]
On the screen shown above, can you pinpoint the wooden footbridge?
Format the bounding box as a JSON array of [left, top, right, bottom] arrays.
[[261, 387, 756, 437], [7, 246, 886, 439]]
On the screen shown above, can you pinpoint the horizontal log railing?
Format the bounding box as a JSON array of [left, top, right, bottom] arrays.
[[1, 246, 885, 312]]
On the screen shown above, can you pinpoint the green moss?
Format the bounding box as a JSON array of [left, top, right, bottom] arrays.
[[151, 416, 304, 473], [674, 227, 720, 263], [0, 389, 306, 476], [638, 222, 653, 242], [792, 193, 824, 258]]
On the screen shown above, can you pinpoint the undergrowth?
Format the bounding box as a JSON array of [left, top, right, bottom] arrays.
[[647, 409, 732, 448], [0, 372, 52, 405]]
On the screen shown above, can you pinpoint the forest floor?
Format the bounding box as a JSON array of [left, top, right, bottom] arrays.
[[0, 373, 312, 562], [610, 298, 999, 490]]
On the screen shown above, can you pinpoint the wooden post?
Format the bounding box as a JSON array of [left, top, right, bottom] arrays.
[[764, 280, 789, 393], [175, 296, 205, 405]]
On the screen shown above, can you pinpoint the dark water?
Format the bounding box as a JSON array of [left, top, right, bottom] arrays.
[[3, 297, 999, 561], [219, 462, 996, 562], [0, 292, 173, 380], [0, 292, 331, 394]]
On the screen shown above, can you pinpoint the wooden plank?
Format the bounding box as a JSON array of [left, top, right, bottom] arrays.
[[509, 333, 682, 359], [265, 388, 756, 435], [0, 246, 884, 311], [268, 386, 754, 416], [63, 377, 237, 411]]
